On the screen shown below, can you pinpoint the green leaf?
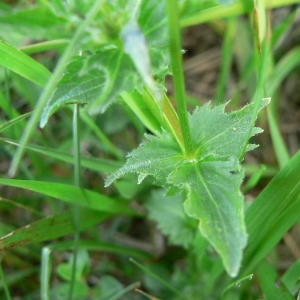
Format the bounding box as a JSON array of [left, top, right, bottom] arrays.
[[57, 249, 90, 281], [281, 258, 300, 292], [0, 40, 51, 87], [0, 179, 135, 216], [98, 275, 124, 299], [40, 0, 170, 126], [0, 210, 108, 251], [40, 48, 139, 127], [121, 21, 161, 100], [168, 155, 247, 277], [256, 260, 294, 300], [0, 5, 67, 39], [241, 149, 300, 276], [190, 99, 270, 159], [138, 0, 170, 78], [144, 190, 197, 248], [106, 101, 269, 276], [105, 131, 184, 188]]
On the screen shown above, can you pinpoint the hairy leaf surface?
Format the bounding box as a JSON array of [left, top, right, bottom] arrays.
[[40, 0, 169, 126], [144, 190, 197, 248], [168, 155, 246, 276], [106, 100, 269, 276], [40, 48, 139, 126]]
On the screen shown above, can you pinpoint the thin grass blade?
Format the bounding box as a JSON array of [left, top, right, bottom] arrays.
[[0, 210, 108, 252], [0, 40, 51, 87], [0, 179, 136, 216]]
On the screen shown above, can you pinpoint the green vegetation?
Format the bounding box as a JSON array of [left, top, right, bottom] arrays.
[[0, 0, 300, 299]]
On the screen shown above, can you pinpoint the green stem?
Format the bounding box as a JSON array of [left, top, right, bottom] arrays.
[[19, 39, 69, 55], [129, 258, 183, 297], [239, 41, 269, 161], [41, 247, 51, 300], [215, 18, 235, 105], [8, 0, 105, 177], [69, 104, 82, 300], [73, 104, 81, 188], [166, 0, 193, 156], [0, 261, 12, 300]]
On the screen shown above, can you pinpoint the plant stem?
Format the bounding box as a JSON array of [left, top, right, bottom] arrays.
[[130, 258, 183, 297], [41, 247, 51, 300], [8, 0, 105, 177], [73, 104, 81, 188], [68, 104, 81, 300], [0, 260, 12, 300], [20, 39, 69, 55], [215, 18, 235, 105], [166, 0, 193, 156]]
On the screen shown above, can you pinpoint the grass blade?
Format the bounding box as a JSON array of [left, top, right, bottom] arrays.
[[47, 241, 151, 260], [0, 112, 32, 133], [0, 261, 12, 300], [256, 260, 294, 300], [181, 0, 300, 27], [129, 258, 183, 297], [1, 138, 122, 174], [281, 258, 300, 292], [19, 39, 69, 55], [0, 40, 51, 87], [267, 105, 290, 168], [215, 18, 236, 105], [0, 178, 136, 216], [0, 210, 108, 252], [241, 149, 300, 275]]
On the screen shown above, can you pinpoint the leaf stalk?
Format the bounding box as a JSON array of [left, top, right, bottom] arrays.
[[166, 0, 193, 156]]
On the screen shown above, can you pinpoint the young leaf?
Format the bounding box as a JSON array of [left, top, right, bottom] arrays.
[[121, 21, 161, 100], [40, 48, 139, 127], [189, 99, 270, 159], [106, 100, 269, 277], [40, 0, 170, 126], [144, 190, 197, 248], [105, 131, 184, 188]]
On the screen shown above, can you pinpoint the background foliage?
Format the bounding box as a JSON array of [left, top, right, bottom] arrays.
[[0, 0, 300, 299]]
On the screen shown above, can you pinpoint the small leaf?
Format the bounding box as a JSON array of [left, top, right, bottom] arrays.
[[121, 21, 161, 100], [40, 48, 139, 127], [98, 275, 124, 299], [189, 99, 270, 159], [144, 190, 197, 248], [57, 249, 90, 281], [105, 131, 183, 188], [40, 0, 170, 126]]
